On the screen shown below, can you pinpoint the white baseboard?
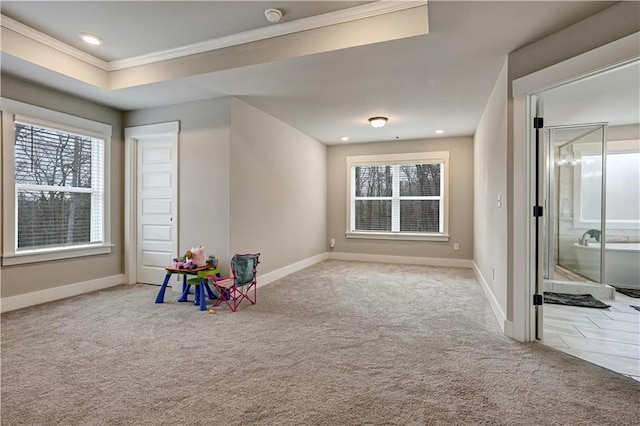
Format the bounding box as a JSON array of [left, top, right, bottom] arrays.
[[259, 252, 329, 287], [504, 320, 514, 339], [472, 261, 506, 333], [0, 274, 125, 313], [328, 252, 473, 268]]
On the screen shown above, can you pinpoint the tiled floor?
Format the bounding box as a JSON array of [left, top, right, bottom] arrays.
[[541, 290, 640, 382]]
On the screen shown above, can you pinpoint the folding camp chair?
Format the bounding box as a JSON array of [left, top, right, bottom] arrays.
[[207, 253, 260, 312]]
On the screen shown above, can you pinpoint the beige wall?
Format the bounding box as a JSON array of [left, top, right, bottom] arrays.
[[124, 98, 232, 274], [608, 124, 640, 142], [0, 75, 124, 298], [229, 98, 327, 275], [327, 137, 473, 260], [474, 59, 508, 317]]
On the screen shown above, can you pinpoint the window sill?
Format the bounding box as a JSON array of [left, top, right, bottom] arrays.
[[2, 244, 113, 266], [345, 232, 450, 242]]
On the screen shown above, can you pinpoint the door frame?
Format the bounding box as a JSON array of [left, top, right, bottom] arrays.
[[511, 32, 639, 342], [124, 121, 180, 285]]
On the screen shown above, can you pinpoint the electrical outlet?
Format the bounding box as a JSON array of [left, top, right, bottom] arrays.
[[330, 238, 336, 248], [453, 243, 459, 251]]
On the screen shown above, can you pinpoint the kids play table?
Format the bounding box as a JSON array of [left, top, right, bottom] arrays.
[[155, 265, 220, 311]]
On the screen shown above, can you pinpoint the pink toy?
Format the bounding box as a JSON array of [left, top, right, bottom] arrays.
[[190, 246, 207, 267]]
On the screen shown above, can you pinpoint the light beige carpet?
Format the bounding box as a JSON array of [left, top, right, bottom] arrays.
[[1, 260, 638, 425]]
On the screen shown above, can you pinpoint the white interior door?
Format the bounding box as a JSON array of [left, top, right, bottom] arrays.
[[136, 136, 176, 285]]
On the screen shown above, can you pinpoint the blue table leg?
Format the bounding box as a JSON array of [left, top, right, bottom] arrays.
[[205, 282, 216, 300], [155, 273, 172, 303], [178, 282, 189, 302], [178, 275, 189, 302], [194, 284, 200, 305], [199, 277, 207, 311]]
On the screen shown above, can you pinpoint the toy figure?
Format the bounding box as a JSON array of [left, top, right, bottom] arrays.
[[190, 246, 207, 267], [172, 247, 209, 269]]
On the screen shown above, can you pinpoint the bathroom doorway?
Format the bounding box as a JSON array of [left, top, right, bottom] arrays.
[[533, 60, 640, 380]]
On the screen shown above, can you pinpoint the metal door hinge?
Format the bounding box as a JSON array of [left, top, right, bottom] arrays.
[[533, 206, 543, 217], [534, 117, 544, 129], [533, 294, 543, 306]]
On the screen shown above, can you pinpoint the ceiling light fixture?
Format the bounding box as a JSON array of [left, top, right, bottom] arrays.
[[435, 129, 445, 134], [79, 33, 102, 45], [341, 136, 350, 141], [264, 8, 283, 23], [368, 117, 388, 128]]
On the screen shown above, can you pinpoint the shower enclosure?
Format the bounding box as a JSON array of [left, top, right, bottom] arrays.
[[543, 124, 607, 287]]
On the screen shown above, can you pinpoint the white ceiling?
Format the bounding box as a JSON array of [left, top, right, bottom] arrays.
[[1, 1, 371, 61], [0, 1, 629, 145], [541, 61, 640, 129]]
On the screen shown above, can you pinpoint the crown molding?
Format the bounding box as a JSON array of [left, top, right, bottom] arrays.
[[1, 1, 427, 73], [0, 14, 109, 70], [110, 1, 427, 71]]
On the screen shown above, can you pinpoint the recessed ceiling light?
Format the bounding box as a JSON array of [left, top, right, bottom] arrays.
[[341, 136, 350, 141], [79, 33, 102, 45], [435, 129, 445, 134], [368, 117, 388, 128]]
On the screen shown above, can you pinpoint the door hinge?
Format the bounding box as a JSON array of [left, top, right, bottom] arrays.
[[533, 294, 543, 306], [534, 117, 544, 129], [533, 206, 543, 217]]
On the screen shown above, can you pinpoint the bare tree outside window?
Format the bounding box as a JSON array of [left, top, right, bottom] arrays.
[[15, 122, 98, 250], [354, 165, 392, 231], [352, 162, 443, 234], [399, 164, 441, 232]]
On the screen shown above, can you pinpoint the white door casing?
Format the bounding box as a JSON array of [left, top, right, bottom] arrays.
[[124, 122, 179, 287]]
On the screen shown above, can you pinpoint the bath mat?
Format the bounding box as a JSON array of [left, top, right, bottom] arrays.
[[543, 292, 610, 309], [630, 306, 640, 312], [613, 287, 640, 298]]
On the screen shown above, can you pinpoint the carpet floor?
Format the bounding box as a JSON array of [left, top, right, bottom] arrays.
[[1, 260, 638, 425]]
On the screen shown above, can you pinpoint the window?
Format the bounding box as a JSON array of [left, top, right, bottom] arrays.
[[573, 140, 640, 230], [2, 98, 112, 265], [346, 152, 449, 241]]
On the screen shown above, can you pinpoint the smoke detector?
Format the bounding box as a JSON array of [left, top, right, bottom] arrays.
[[264, 8, 283, 23]]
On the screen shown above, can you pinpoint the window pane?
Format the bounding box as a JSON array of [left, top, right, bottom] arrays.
[[15, 123, 93, 188], [399, 164, 441, 196], [355, 200, 391, 231], [605, 152, 640, 222], [17, 190, 92, 249], [400, 200, 440, 232], [355, 165, 392, 197]]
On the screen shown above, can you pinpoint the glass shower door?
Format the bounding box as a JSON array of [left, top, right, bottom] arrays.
[[546, 124, 606, 283]]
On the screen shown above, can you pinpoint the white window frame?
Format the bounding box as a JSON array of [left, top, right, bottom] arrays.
[[345, 151, 450, 241], [1, 98, 112, 265]]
